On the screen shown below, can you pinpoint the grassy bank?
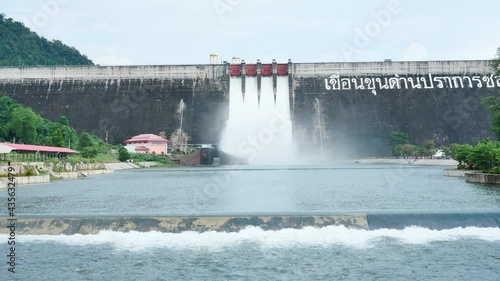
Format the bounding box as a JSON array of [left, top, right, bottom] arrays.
[[130, 153, 177, 167], [41, 153, 178, 169]]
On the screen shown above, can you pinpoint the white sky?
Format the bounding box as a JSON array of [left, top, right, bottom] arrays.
[[2, 0, 500, 65]]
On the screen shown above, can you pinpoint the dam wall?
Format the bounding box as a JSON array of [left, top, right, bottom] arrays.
[[0, 60, 497, 157], [0, 65, 229, 144], [0, 65, 223, 79], [290, 60, 497, 157], [1, 211, 499, 235], [291, 60, 492, 77]]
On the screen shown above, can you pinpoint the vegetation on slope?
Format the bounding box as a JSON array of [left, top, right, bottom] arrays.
[[0, 95, 113, 159], [0, 95, 177, 166], [388, 131, 437, 157], [0, 13, 93, 66]]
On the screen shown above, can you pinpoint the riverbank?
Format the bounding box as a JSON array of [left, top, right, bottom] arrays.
[[443, 168, 500, 186], [104, 161, 160, 170], [356, 158, 458, 166], [443, 168, 469, 177], [0, 161, 166, 189]]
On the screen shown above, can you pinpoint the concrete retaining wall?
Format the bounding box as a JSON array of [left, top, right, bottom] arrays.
[[50, 171, 79, 179], [137, 161, 159, 168], [358, 159, 458, 166], [18, 174, 50, 184], [0, 164, 42, 176], [46, 162, 107, 172], [0, 174, 50, 188], [465, 172, 500, 184], [177, 150, 201, 166], [50, 169, 112, 179], [104, 163, 140, 170], [80, 169, 113, 176], [443, 169, 467, 177]]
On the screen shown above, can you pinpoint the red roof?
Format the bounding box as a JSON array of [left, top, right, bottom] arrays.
[[124, 134, 170, 144], [0, 143, 77, 154], [135, 146, 150, 152]]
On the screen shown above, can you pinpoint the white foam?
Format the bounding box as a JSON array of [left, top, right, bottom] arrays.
[[4, 226, 500, 252], [220, 76, 294, 164]]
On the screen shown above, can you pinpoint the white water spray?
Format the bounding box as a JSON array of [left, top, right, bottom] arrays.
[[11, 226, 500, 252], [220, 75, 293, 164]]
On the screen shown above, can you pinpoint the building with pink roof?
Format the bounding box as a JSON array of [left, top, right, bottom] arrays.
[[0, 143, 77, 162], [123, 134, 170, 155]]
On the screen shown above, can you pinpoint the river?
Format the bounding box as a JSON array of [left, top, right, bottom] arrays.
[[1, 164, 499, 280]]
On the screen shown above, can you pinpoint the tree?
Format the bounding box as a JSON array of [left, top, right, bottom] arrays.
[[394, 144, 420, 157], [388, 131, 410, 156], [449, 143, 471, 165], [59, 116, 69, 126], [118, 147, 131, 162], [482, 96, 500, 140], [423, 139, 436, 151], [60, 124, 78, 149], [78, 132, 104, 158], [81, 146, 99, 158], [0, 14, 93, 66], [0, 95, 19, 141], [389, 131, 409, 147], [420, 139, 437, 156], [78, 132, 94, 150], [40, 121, 77, 148], [0, 95, 102, 148], [44, 127, 65, 147], [467, 141, 498, 170], [8, 107, 42, 143], [491, 47, 500, 76], [448, 141, 500, 171]]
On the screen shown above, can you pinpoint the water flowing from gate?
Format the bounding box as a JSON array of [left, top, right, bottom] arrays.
[[220, 76, 293, 164]]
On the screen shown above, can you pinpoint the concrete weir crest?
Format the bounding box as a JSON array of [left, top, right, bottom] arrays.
[[1, 211, 499, 235]]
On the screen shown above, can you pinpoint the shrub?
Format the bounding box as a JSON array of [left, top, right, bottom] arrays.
[[81, 146, 100, 158], [118, 147, 131, 162], [22, 166, 36, 176], [484, 166, 500, 174]]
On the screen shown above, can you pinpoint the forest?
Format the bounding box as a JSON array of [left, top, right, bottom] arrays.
[[0, 13, 93, 66], [0, 95, 110, 158]]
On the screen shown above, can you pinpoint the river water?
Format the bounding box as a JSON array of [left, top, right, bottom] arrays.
[[1, 164, 500, 280]]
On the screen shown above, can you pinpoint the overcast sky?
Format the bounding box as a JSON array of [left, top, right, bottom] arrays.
[[3, 0, 500, 65]]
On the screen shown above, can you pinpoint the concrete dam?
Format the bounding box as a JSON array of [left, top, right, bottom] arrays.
[[0, 60, 498, 158]]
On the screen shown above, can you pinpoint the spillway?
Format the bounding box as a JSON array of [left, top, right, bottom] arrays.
[[1, 211, 499, 235], [220, 61, 293, 164]]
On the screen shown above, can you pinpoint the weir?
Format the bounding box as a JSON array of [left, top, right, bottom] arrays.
[[1, 211, 499, 235]]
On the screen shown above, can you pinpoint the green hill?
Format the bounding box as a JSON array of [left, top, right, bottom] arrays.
[[0, 13, 93, 66]]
